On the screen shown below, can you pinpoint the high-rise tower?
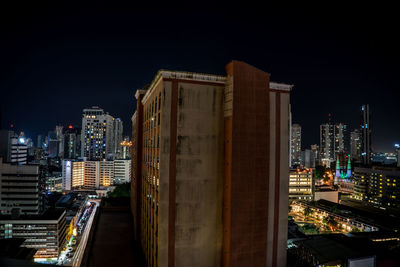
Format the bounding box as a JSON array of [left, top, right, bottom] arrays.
[[361, 104, 372, 165]]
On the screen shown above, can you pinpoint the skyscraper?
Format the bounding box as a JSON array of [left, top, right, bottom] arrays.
[[320, 120, 349, 168], [63, 125, 80, 159], [290, 124, 301, 167], [361, 104, 372, 165], [131, 61, 291, 267], [81, 106, 114, 160], [350, 129, 362, 162], [113, 118, 123, 158]]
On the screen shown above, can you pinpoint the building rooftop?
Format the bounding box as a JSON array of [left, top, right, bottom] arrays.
[[0, 208, 65, 222]]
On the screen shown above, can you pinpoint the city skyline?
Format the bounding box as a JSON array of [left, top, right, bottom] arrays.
[[1, 4, 399, 152]]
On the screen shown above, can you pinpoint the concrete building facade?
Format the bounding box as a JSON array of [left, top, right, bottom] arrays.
[[131, 61, 292, 267], [290, 124, 301, 167]]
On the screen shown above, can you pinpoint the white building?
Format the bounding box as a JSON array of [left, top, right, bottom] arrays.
[[114, 159, 131, 184], [10, 135, 28, 165], [61, 160, 72, 191], [0, 161, 41, 215]]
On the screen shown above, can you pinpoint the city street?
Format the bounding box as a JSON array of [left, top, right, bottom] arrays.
[[57, 199, 99, 266]]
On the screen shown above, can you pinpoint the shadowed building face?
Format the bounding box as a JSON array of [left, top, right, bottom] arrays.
[[131, 61, 291, 267]]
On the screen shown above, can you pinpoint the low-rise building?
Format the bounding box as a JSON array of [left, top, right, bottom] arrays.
[[289, 168, 313, 201], [0, 209, 67, 261]]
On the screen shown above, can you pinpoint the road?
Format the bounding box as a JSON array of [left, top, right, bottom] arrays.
[[71, 200, 99, 267]]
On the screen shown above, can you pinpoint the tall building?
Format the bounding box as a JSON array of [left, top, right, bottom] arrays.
[[396, 144, 400, 168], [120, 136, 132, 160], [81, 106, 114, 160], [289, 168, 313, 200], [37, 134, 44, 149], [350, 129, 362, 162], [361, 104, 372, 165], [0, 161, 41, 215], [0, 130, 13, 162], [10, 134, 28, 165], [47, 130, 59, 158], [320, 121, 349, 168], [290, 124, 301, 167], [61, 160, 72, 191], [131, 61, 292, 267], [113, 118, 123, 158], [320, 122, 335, 167], [334, 123, 349, 154], [63, 125, 80, 159], [310, 144, 319, 166]]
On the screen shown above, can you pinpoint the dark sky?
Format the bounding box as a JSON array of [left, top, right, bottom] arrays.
[[1, 2, 399, 152]]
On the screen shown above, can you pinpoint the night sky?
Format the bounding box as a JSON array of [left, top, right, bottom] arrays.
[[1, 3, 399, 152]]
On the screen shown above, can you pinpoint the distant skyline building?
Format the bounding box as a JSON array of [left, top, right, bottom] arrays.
[[361, 104, 372, 165], [290, 123, 302, 167], [113, 118, 123, 158], [350, 129, 362, 162], [131, 61, 292, 267], [63, 125, 81, 159], [320, 119, 349, 167], [81, 106, 115, 160], [396, 144, 400, 168], [120, 136, 132, 160]]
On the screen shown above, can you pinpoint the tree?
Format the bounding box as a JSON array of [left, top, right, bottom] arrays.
[[304, 206, 313, 217], [315, 165, 325, 179], [323, 215, 338, 230], [288, 205, 293, 213]]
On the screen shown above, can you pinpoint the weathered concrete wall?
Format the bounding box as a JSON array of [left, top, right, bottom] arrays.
[[159, 80, 172, 267], [173, 82, 224, 267]]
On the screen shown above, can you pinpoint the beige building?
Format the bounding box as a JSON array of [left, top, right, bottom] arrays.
[[131, 61, 292, 267], [289, 168, 313, 201]]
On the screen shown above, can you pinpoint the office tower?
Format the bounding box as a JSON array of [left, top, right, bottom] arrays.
[[61, 160, 72, 191], [113, 118, 123, 158], [303, 149, 316, 168], [81, 106, 114, 160], [114, 159, 131, 184], [320, 122, 335, 167], [10, 134, 28, 165], [63, 125, 80, 159], [47, 130, 59, 158], [0, 130, 13, 162], [310, 144, 319, 166], [0, 209, 67, 260], [335, 123, 349, 154], [37, 134, 44, 149], [0, 161, 41, 215], [350, 129, 362, 162], [290, 124, 301, 167], [361, 104, 372, 165], [289, 168, 313, 200], [120, 136, 132, 159], [131, 61, 291, 267], [320, 121, 349, 168]]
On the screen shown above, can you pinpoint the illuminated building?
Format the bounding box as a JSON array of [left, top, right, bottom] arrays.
[[0, 161, 41, 215], [361, 104, 372, 165], [68, 160, 125, 189], [120, 137, 132, 159], [10, 134, 28, 165], [131, 61, 292, 267], [62, 160, 73, 191], [350, 129, 362, 162], [353, 166, 400, 208], [81, 106, 114, 160], [335, 154, 352, 181], [289, 168, 313, 200], [396, 144, 400, 168], [320, 120, 349, 168], [290, 124, 301, 167], [0, 209, 67, 261]]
